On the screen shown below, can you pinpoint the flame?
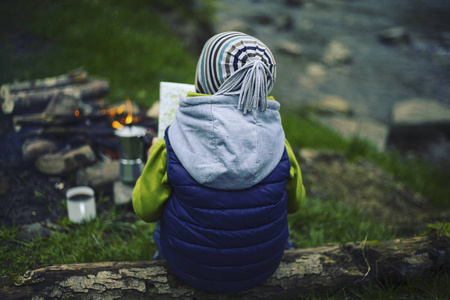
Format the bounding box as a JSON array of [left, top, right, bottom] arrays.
[[109, 97, 139, 129], [117, 104, 125, 115], [125, 98, 133, 124], [74, 110, 80, 117], [112, 120, 123, 129]]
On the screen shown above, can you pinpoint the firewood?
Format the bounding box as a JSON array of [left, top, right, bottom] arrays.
[[1, 234, 448, 299], [0, 68, 88, 95], [1, 79, 109, 115]]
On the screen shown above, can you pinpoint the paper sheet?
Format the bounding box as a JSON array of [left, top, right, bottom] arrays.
[[158, 81, 195, 139]]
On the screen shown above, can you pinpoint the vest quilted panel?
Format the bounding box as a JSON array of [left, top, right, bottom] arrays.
[[161, 131, 290, 293]]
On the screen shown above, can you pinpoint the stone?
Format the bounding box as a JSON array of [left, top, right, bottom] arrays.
[[312, 95, 353, 116], [378, 27, 410, 45], [323, 40, 352, 66], [35, 145, 97, 176], [76, 160, 120, 192], [19, 222, 51, 242], [316, 115, 388, 151], [113, 181, 134, 205], [387, 98, 450, 166], [391, 98, 450, 125], [278, 40, 303, 56], [22, 138, 59, 162], [300, 63, 327, 90], [306, 63, 327, 79]]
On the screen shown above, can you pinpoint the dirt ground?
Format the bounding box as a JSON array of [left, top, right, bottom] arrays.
[[299, 149, 450, 236]]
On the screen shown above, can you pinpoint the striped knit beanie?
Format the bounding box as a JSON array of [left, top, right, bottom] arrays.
[[195, 31, 276, 114]]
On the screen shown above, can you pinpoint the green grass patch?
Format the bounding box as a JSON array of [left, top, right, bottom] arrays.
[[0, 0, 202, 105], [288, 198, 397, 248], [0, 208, 156, 277]]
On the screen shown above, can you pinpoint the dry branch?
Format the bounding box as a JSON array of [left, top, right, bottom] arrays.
[[1, 234, 449, 300]]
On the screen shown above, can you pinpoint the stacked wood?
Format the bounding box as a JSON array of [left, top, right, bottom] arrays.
[[1, 234, 448, 299], [0, 69, 109, 114]]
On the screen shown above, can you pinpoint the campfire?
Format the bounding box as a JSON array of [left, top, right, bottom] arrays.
[[0, 69, 157, 225]]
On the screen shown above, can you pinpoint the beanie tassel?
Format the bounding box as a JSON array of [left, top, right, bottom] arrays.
[[216, 58, 274, 114]]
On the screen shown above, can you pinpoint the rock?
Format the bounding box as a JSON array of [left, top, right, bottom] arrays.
[[22, 138, 59, 162], [316, 115, 388, 150], [312, 95, 353, 116], [278, 40, 303, 56], [35, 145, 97, 176], [146, 101, 160, 119], [391, 98, 450, 125], [306, 63, 327, 79], [76, 160, 120, 192], [113, 181, 134, 205], [323, 40, 352, 66], [19, 222, 51, 242], [387, 98, 450, 166], [300, 63, 327, 89], [378, 27, 410, 45]]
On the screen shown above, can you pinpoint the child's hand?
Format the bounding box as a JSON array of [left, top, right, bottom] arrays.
[[147, 137, 159, 156]]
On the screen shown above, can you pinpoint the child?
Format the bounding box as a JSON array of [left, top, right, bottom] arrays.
[[132, 31, 305, 293]]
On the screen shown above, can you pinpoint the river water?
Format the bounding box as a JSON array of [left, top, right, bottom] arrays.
[[213, 0, 450, 122]]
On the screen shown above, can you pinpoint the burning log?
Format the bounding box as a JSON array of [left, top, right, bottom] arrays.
[[1, 234, 448, 299], [1, 78, 110, 115]]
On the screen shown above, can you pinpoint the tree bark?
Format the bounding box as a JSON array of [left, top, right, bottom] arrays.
[[1, 234, 449, 300]]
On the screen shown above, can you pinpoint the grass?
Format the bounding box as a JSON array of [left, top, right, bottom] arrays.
[[0, 1, 449, 298], [281, 110, 450, 208], [0, 205, 157, 277], [287, 199, 397, 249], [0, 0, 202, 105]]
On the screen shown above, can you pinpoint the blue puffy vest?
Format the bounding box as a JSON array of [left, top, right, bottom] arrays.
[[160, 132, 291, 293]]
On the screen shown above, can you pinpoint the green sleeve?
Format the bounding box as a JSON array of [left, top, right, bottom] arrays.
[[285, 139, 306, 214], [132, 138, 171, 222]]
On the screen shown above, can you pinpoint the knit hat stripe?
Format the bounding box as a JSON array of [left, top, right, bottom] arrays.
[[195, 32, 276, 113], [214, 34, 248, 91], [196, 32, 245, 94]]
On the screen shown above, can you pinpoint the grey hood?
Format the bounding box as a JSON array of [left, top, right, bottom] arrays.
[[167, 94, 286, 190]]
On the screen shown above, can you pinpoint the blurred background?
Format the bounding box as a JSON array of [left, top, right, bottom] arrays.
[[1, 0, 449, 164]]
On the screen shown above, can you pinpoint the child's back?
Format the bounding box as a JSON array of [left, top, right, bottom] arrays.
[[133, 31, 305, 293]]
